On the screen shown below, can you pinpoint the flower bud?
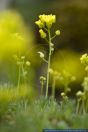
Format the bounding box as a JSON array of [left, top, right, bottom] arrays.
[[51, 47, 54, 52], [21, 56, 25, 60], [26, 61, 31, 66], [85, 66, 88, 71], [76, 91, 83, 97], [55, 30, 60, 36], [39, 29, 46, 38], [38, 51, 44, 59], [35, 20, 44, 28], [50, 43, 54, 47], [61, 92, 65, 96], [40, 76, 46, 81], [49, 68, 54, 74]]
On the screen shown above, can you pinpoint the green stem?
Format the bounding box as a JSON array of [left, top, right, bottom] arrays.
[[82, 99, 85, 114], [80, 99, 85, 114], [43, 58, 48, 63], [18, 64, 21, 88], [22, 60, 25, 84], [18, 51, 21, 88], [64, 84, 68, 94], [85, 92, 88, 112], [76, 99, 80, 114], [46, 29, 52, 98], [51, 35, 57, 40], [85, 97, 88, 112], [41, 82, 44, 95], [52, 77, 56, 98]]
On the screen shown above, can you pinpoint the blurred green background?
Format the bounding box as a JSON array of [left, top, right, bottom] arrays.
[[0, 0, 88, 96]]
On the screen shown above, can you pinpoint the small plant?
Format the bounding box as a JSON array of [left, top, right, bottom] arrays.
[[40, 76, 46, 95], [76, 53, 88, 114], [13, 55, 30, 88], [49, 68, 62, 98], [49, 68, 76, 98], [61, 70, 76, 95], [35, 14, 60, 98]]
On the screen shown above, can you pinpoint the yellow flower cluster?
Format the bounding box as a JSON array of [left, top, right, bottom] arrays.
[[35, 14, 56, 29], [80, 53, 88, 65]]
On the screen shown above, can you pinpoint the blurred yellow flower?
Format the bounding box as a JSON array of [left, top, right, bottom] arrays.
[[26, 61, 31, 66], [0, 10, 36, 62], [0, 11, 26, 56], [76, 91, 83, 97], [80, 53, 88, 65], [52, 50, 84, 83]]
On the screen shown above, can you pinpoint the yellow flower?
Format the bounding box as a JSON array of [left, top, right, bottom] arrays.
[[35, 20, 44, 28], [39, 29, 46, 38], [35, 14, 56, 29]]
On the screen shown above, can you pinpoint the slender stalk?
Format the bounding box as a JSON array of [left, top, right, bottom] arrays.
[[76, 99, 80, 114], [51, 35, 57, 40], [82, 99, 85, 114], [18, 64, 21, 88], [43, 58, 48, 63], [80, 99, 85, 114], [18, 50, 21, 88], [46, 29, 52, 98], [52, 76, 56, 98], [64, 84, 68, 94], [85, 92, 88, 112], [22, 60, 26, 85], [87, 99, 88, 112], [41, 82, 44, 95]]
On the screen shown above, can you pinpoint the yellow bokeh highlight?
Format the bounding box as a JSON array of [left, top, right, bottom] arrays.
[[52, 49, 84, 83], [0, 10, 36, 61]]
